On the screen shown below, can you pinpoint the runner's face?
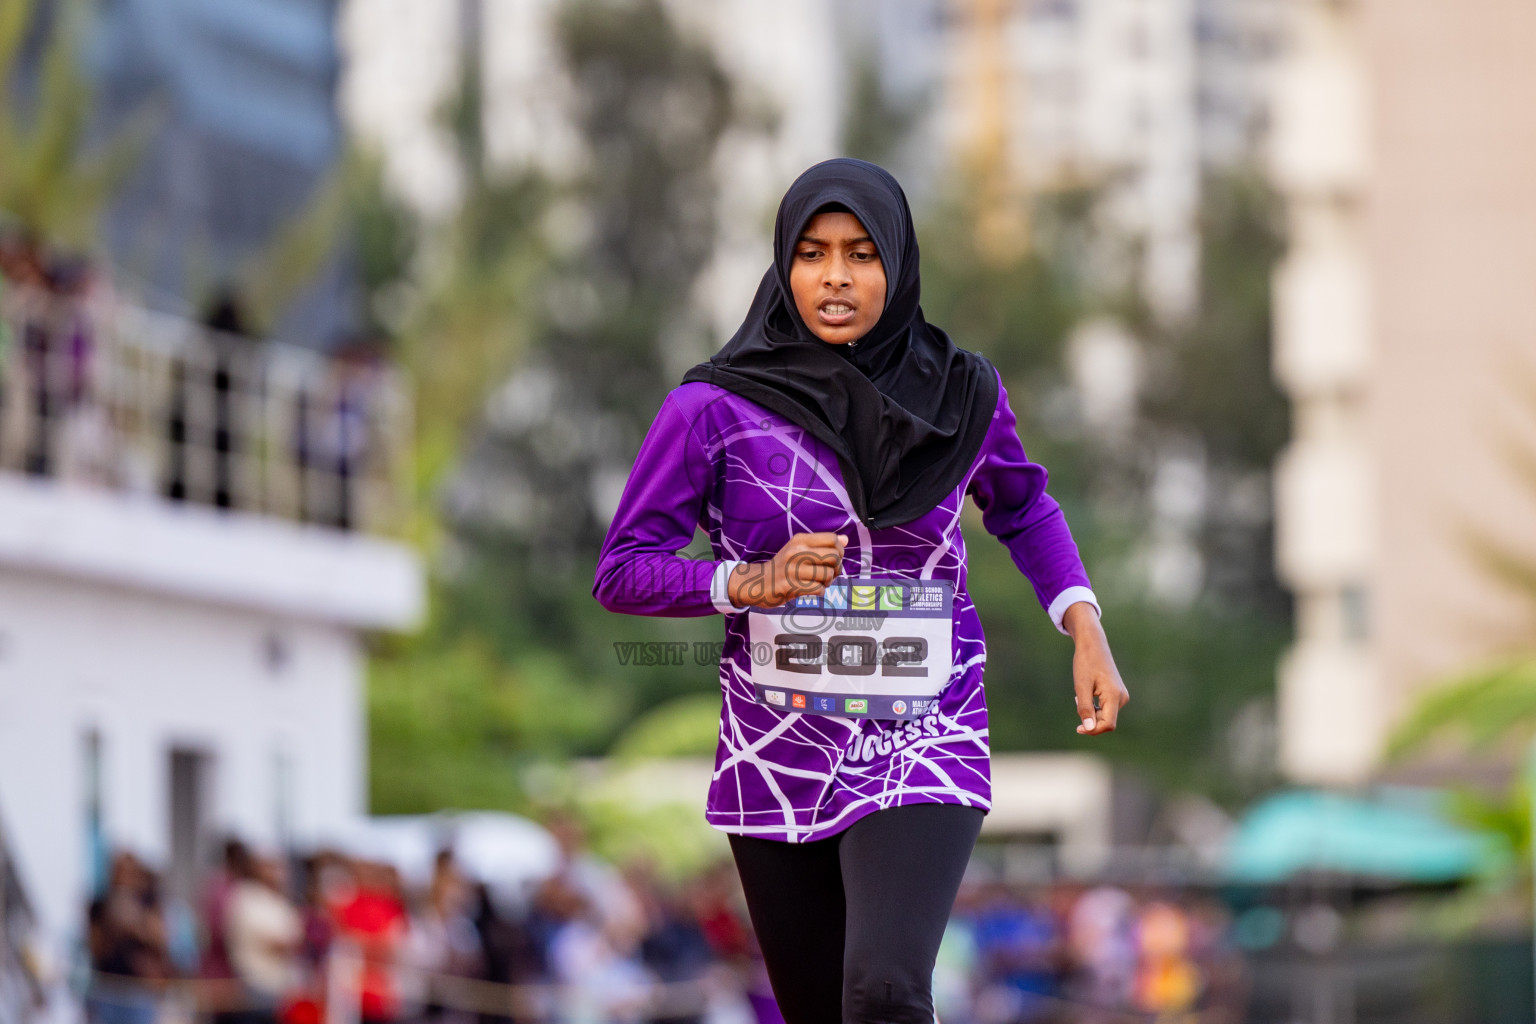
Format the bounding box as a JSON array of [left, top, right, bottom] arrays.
[[789, 211, 886, 345]]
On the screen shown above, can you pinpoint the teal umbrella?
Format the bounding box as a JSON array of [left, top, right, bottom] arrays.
[[1225, 789, 1513, 884]]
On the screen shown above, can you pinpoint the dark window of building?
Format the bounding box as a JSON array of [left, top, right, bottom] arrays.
[[167, 747, 212, 911]]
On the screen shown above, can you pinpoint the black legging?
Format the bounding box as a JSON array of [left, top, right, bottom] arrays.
[[728, 802, 985, 1024]]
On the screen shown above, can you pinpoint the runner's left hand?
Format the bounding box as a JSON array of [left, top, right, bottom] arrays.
[[1063, 602, 1129, 736]]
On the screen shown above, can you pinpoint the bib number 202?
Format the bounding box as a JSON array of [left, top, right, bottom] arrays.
[[773, 633, 928, 677]]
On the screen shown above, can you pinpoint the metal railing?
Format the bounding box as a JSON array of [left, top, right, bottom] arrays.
[[87, 949, 746, 1024], [0, 287, 412, 534], [82, 960, 1254, 1024]]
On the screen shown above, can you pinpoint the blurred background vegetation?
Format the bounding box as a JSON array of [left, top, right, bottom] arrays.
[[360, 0, 1292, 821]]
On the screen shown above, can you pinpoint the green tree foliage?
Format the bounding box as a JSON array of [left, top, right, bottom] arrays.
[[968, 546, 1286, 799], [910, 174, 1289, 801], [1145, 174, 1288, 472], [840, 52, 920, 169], [396, 169, 550, 525], [369, 5, 1294, 814], [434, 0, 734, 713], [450, 0, 733, 555], [369, 630, 625, 814], [1371, 376, 1536, 908], [365, 113, 560, 808], [1393, 661, 1536, 762], [369, 0, 737, 810]]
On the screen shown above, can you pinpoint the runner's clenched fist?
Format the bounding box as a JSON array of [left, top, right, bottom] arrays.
[[727, 532, 847, 609]]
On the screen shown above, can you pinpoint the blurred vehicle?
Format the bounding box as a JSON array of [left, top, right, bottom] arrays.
[[334, 814, 562, 910]]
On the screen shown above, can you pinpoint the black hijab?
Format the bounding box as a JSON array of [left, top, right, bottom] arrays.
[[682, 158, 998, 530]]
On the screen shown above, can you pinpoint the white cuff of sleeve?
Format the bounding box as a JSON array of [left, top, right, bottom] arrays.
[[1048, 586, 1101, 635], [711, 560, 749, 614]]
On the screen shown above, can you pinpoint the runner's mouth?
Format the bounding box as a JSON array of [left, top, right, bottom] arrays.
[[818, 300, 857, 325]]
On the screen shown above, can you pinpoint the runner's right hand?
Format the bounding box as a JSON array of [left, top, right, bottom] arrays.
[[727, 532, 847, 609]]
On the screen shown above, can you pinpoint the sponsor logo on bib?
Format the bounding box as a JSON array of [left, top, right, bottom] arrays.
[[845, 698, 868, 714], [765, 689, 786, 707], [891, 699, 907, 715]]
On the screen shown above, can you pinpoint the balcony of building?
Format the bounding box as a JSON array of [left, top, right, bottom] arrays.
[[0, 285, 411, 533], [0, 284, 421, 629]]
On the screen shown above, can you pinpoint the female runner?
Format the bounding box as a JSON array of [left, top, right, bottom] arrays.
[[593, 158, 1128, 1024]]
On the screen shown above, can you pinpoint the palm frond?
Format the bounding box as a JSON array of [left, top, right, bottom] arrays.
[[0, 0, 31, 87], [235, 167, 351, 331], [48, 104, 160, 246], [0, 0, 149, 250], [1389, 659, 1536, 758], [26, 0, 90, 180]]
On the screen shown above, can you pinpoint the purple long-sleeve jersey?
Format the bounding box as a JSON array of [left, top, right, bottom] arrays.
[[593, 371, 1097, 842]]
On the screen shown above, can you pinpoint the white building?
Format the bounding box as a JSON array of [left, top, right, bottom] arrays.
[[0, 292, 423, 1014], [338, 0, 470, 219]]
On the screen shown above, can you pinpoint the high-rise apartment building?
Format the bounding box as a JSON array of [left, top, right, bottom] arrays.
[[931, 0, 1281, 318], [1272, 0, 1536, 783], [91, 0, 353, 345]]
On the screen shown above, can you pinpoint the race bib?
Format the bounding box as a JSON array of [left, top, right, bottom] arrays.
[[745, 576, 953, 720]]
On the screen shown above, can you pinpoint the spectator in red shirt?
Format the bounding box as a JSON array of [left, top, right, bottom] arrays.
[[330, 860, 408, 1024]]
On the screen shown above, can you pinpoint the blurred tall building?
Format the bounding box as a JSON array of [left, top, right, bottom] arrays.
[[928, 0, 1282, 318], [90, 0, 355, 345], [1272, 0, 1536, 783]]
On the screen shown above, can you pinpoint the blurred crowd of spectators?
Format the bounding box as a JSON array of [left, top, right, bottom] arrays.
[[82, 817, 778, 1024], [937, 882, 1247, 1023], [81, 815, 1251, 1024]]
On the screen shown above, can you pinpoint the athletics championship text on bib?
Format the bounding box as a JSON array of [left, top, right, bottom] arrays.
[[745, 576, 954, 720]]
